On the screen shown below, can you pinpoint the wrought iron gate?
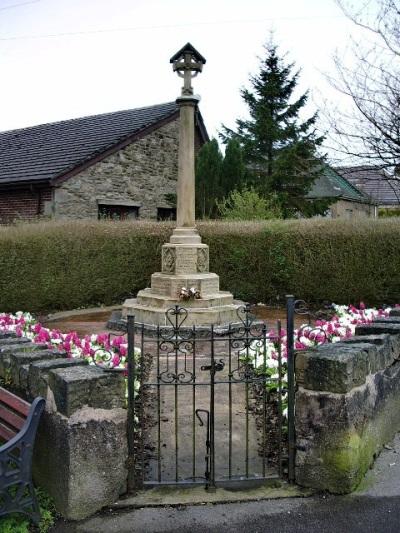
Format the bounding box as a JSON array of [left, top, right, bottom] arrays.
[[125, 299, 296, 491]]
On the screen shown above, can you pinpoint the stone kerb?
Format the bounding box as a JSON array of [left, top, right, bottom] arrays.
[[295, 317, 400, 494], [0, 336, 128, 520]]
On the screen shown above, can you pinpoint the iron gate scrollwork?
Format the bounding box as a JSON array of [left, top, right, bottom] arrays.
[[126, 301, 296, 491]]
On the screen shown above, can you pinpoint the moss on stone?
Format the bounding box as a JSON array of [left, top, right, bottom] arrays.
[[316, 395, 400, 494], [321, 430, 377, 493]]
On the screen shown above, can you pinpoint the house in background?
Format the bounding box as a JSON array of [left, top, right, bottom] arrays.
[[0, 102, 208, 223], [306, 166, 377, 218], [335, 166, 400, 212]]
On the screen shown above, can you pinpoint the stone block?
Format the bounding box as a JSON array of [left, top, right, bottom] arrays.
[[149, 272, 220, 299], [10, 349, 65, 387], [356, 322, 400, 336], [0, 338, 33, 376], [19, 364, 30, 390], [0, 337, 30, 346], [49, 366, 125, 417], [0, 342, 48, 379], [28, 358, 88, 398], [162, 244, 207, 275], [390, 308, 400, 317], [295, 343, 371, 393], [295, 360, 400, 493], [124, 299, 241, 328], [374, 316, 400, 324], [0, 331, 17, 340], [33, 407, 127, 520], [341, 335, 393, 372]]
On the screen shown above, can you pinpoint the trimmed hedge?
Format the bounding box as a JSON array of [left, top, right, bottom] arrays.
[[0, 218, 399, 313]]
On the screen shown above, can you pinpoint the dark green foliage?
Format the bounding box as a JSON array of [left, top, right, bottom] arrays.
[[0, 488, 57, 532], [0, 219, 399, 313], [221, 42, 326, 218], [379, 208, 400, 218], [220, 138, 247, 196], [195, 139, 223, 218]]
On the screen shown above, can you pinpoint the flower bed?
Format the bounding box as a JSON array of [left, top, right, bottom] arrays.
[[0, 304, 393, 377], [0, 312, 131, 369]]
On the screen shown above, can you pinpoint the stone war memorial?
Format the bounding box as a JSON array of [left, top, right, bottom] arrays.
[[4, 43, 400, 530], [121, 43, 241, 328]]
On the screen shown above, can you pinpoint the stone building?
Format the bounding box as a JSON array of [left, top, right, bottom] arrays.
[[0, 102, 208, 223], [306, 166, 377, 218], [336, 166, 400, 212]]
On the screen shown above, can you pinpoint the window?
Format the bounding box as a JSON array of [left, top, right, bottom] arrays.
[[157, 207, 177, 221], [98, 204, 139, 220]]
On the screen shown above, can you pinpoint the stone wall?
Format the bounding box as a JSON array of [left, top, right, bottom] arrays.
[[0, 333, 127, 520], [54, 118, 181, 220], [330, 199, 376, 219], [295, 311, 400, 493]]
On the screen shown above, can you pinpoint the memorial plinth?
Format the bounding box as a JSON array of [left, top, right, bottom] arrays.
[[122, 232, 240, 326], [121, 43, 241, 327]]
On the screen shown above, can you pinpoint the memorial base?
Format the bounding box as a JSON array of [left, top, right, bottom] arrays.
[[121, 229, 241, 327]]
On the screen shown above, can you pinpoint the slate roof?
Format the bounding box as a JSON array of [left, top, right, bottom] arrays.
[[335, 166, 400, 206], [0, 101, 181, 186], [307, 166, 373, 204]]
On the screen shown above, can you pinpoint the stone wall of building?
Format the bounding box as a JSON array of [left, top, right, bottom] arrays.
[[53, 118, 181, 220], [295, 311, 400, 493], [330, 199, 376, 219]]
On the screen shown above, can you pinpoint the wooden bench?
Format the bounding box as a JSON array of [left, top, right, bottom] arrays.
[[0, 387, 45, 525]]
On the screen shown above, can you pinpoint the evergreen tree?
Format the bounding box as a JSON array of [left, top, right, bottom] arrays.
[[195, 139, 223, 219], [220, 138, 247, 197], [221, 42, 327, 217]]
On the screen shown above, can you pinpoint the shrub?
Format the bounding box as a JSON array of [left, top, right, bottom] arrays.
[[217, 188, 282, 220], [0, 218, 399, 313]]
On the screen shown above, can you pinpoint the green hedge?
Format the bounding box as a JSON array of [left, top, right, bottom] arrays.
[[0, 218, 399, 313]]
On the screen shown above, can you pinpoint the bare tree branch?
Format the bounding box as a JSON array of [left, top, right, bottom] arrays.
[[323, 0, 400, 176]]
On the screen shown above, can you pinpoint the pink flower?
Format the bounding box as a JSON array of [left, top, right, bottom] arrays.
[[112, 355, 121, 366]]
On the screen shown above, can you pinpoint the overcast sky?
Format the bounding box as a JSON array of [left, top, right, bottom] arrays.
[[0, 0, 365, 157]]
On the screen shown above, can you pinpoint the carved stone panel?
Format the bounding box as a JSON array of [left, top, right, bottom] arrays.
[[197, 247, 209, 273], [162, 247, 176, 274]]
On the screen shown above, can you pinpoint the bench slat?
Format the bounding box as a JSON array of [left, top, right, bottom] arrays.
[[0, 388, 30, 417], [0, 421, 17, 441], [0, 404, 25, 431]]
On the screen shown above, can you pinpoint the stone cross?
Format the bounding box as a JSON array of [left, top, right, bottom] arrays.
[[170, 43, 206, 243], [174, 51, 203, 96], [122, 43, 239, 327]]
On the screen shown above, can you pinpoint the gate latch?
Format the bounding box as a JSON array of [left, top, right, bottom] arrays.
[[195, 409, 211, 486], [201, 359, 225, 373]]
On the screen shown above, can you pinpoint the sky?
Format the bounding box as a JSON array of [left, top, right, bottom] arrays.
[[0, 0, 366, 159]]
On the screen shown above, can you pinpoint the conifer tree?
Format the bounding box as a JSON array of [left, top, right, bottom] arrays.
[[221, 42, 327, 217], [195, 139, 223, 219], [220, 138, 247, 197]]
